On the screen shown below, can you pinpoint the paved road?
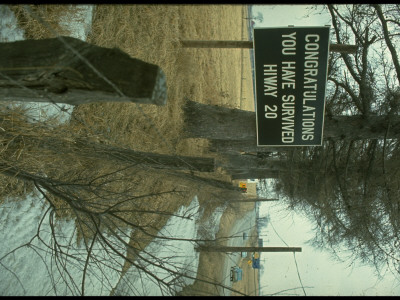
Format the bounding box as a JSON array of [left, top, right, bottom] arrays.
[[220, 208, 256, 295]]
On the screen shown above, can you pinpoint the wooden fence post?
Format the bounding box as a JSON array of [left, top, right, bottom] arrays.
[[0, 36, 167, 105]]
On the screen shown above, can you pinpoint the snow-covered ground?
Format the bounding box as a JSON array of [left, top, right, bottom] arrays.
[[0, 192, 222, 295], [114, 196, 202, 296], [0, 192, 129, 296]]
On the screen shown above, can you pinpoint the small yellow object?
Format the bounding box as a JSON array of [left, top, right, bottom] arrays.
[[247, 260, 252, 265]]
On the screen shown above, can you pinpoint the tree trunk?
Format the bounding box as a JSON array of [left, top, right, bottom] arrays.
[[0, 37, 167, 105], [324, 115, 400, 140], [1, 130, 215, 172], [84, 142, 215, 172], [329, 43, 358, 54], [230, 169, 281, 180], [167, 170, 241, 191], [219, 154, 287, 179], [209, 138, 291, 154], [217, 153, 287, 171], [183, 100, 255, 140], [184, 100, 400, 141]]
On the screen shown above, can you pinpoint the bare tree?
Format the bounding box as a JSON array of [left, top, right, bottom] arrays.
[[273, 4, 400, 283], [0, 156, 247, 296], [0, 32, 240, 300]]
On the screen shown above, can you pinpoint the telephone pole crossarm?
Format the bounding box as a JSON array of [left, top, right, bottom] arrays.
[[195, 246, 302, 253], [180, 40, 357, 54]]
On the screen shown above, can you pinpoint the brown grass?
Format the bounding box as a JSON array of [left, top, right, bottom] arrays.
[[1, 4, 256, 295]]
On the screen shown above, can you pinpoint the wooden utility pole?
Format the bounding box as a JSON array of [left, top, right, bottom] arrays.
[[0, 36, 167, 105], [181, 40, 358, 54], [195, 246, 302, 253], [227, 198, 278, 202]]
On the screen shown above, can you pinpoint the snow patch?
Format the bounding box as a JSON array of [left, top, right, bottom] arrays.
[[114, 196, 202, 296], [0, 5, 24, 42], [59, 5, 94, 42], [0, 192, 129, 296], [198, 205, 226, 240]]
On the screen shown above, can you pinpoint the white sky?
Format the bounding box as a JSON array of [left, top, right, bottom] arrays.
[[252, 5, 400, 296]]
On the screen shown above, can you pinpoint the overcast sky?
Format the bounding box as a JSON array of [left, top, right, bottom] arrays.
[[252, 5, 400, 296]]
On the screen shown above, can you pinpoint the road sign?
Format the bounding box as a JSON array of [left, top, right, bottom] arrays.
[[253, 26, 330, 146]]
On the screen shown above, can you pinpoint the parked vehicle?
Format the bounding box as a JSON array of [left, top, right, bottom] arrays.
[[252, 252, 260, 269], [239, 182, 247, 193], [252, 257, 260, 269], [230, 266, 243, 282]]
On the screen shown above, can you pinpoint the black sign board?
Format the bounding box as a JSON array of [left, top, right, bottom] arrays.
[[253, 27, 330, 146]]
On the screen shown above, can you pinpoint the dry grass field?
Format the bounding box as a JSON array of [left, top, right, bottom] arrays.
[[3, 4, 257, 295], [82, 4, 255, 156]]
